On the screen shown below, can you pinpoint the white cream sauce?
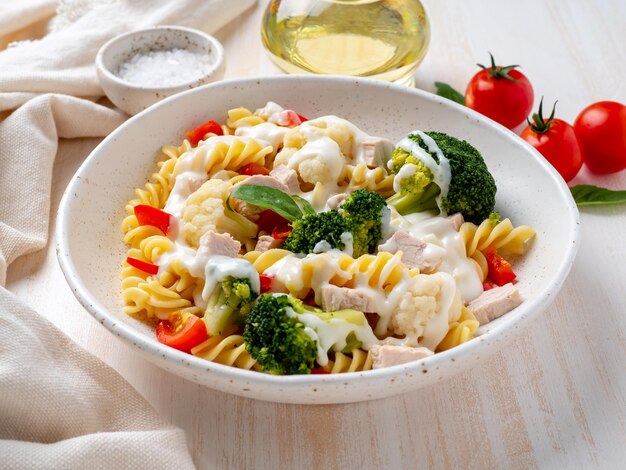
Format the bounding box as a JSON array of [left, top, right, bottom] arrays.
[[393, 163, 417, 193], [235, 122, 287, 150], [299, 116, 392, 166], [254, 101, 285, 122], [163, 170, 207, 217], [201, 255, 260, 304], [285, 307, 379, 366], [396, 131, 451, 212], [287, 135, 345, 184], [402, 215, 483, 303]]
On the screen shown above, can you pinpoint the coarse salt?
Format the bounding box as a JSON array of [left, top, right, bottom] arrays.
[[116, 48, 214, 87]]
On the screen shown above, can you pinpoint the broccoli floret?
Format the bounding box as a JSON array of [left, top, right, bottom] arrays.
[[204, 276, 258, 336], [283, 209, 353, 255], [341, 189, 389, 257], [244, 294, 317, 375], [489, 211, 501, 227], [387, 132, 497, 224], [387, 147, 441, 214]]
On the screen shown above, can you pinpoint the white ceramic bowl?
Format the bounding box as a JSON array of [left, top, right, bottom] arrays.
[[96, 26, 225, 115], [56, 76, 579, 404]]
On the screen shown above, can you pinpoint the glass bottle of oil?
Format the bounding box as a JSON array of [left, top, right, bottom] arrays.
[[261, 0, 430, 86]]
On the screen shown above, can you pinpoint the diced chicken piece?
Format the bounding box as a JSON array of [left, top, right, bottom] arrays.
[[254, 235, 284, 253], [235, 174, 289, 192], [197, 231, 241, 258], [378, 230, 444, 273], [320, 285, 378, 313], [231, 175, 291, 220], [370, 344, 433, 369], [355, 137, 394, 168], [326, 193, 348, 210], [448, 213, 464, 231], [468, 283, 522, 325], [269, 165, 300, 194]]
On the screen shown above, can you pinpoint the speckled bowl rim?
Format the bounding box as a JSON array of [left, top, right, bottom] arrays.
[[95, 25, 225, 91], [56, 75, 579, 401]]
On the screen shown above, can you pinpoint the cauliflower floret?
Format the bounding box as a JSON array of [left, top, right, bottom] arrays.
[[389, 272, 462, 349], [275, 136, 344, 185], [273, 118, 352, 186], [182, 179, 258, 247], [282, 118, 354, 156]]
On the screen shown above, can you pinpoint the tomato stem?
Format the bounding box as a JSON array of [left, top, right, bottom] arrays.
[[527, 97, 557, 134], [477, 52, 520, 82]]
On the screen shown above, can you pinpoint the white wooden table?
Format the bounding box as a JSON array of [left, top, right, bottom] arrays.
[[7, 1, 626, 468]]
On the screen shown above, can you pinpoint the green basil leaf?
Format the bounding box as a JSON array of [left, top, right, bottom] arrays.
[[292, 195, 315, 216], [434, 81, 465, 105], [230, 185, 303, 221], [570, 184, 626, 206]]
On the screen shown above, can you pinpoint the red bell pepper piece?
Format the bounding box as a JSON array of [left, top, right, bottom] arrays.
[[257, 210, 291, 233], [133, 204, 172, 235], [259, 274, 274, 293], [296, 113, 308, 123], [126, 256, 159, 275], [239, 163, 270, 176], [484, 246, 517, 286], [271, 225, 293, 240], [311, 368, 330, 374], [185, 119, 223, 146], [156, 313, 208, 354]]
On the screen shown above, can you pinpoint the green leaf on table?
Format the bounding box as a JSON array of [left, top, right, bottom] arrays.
[[434, 81, 465, 105], [570, 185, 626, 206], [229, 185, 303, 221]]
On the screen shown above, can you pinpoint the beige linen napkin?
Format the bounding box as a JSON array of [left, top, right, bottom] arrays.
[[0, 0, 255, 468]]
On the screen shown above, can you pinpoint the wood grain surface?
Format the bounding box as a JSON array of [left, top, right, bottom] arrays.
[[6, 1, 626, 468]]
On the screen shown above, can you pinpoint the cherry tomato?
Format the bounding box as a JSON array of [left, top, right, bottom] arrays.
[[126, 256, 159, 275], [156, 313, 208, 354], [465, 53, 534, 129], [484, 246, 516, 286], [574, 101, 626, 174], [239, 163, 270, 176], [257, 210, 290, 233], [185, 119, 223, 146], [276, 110, 304, 127], [521, 99, 583, 182], [133, 204, 172, 235]]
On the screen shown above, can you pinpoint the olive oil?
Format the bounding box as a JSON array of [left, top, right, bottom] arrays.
[[261, 0, 430, 86]]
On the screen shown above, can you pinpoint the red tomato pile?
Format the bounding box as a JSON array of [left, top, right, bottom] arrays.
[[447, 53, 626, 182]]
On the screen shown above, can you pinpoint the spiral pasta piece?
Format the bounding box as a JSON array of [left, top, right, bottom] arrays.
[[244, 250, 411, 298], [122, 219, 165, 246], [226, 106, 266, 130], [125, 141, 190, 213], [191, 332, 260, 371], [172, 137, 273, 178], [341, 163, 395, 198], [460, 218, 536, 257], [322, 349, 373, 373], [139, 235, 174, 263], [436, 307, 479, 352]]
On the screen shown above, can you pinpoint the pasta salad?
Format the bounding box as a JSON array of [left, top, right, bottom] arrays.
[[121, 102, 535, 375]]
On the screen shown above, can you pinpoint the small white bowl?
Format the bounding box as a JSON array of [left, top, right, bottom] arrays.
[[96, 26, 225, 115]]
